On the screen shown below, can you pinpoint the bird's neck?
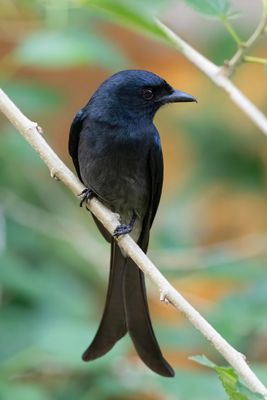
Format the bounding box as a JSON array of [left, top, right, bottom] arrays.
[[88, 97, 155, 126]]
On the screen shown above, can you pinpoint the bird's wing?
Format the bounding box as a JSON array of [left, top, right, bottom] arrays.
[[68, 109, 85, 182], [123, 132, 173, 377], [139, 132, 163, 251], [69, 109, 112, 242], [149, 135, 164, 228]]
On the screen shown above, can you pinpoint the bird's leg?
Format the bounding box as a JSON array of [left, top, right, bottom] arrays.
[[113, 211, 137, 238], [79, 187, 94, 207]]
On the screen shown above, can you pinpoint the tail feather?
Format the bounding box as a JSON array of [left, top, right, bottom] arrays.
[[123, 258, 174, 377], [82, 240, 127, 361], [83, 237, 174, 377]]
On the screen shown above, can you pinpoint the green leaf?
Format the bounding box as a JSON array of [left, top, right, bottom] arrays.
[[182, 0, 233, 19], [215, 367, 244, 399], [116, 0, 170, 14], [82, 0, 172, 43], [190, 354, 216, 368], [191, 355, 265, 400], [14, 30, 128, 69]]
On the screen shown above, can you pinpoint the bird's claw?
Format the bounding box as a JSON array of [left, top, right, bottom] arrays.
[[113, 212, 137, 238], [113, 224, 133, 238], [79, 188, 94, 207]]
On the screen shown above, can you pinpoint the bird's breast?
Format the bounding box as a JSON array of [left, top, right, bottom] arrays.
[[78, 124, 150, 222]]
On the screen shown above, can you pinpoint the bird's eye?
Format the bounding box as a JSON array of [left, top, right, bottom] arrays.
[[142, 88, 154, 100]]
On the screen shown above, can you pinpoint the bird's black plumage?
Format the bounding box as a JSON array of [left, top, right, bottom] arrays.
[[69, 69, 196, 377]]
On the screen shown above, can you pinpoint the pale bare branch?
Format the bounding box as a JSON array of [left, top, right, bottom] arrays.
[[156, 20, 267, 136]]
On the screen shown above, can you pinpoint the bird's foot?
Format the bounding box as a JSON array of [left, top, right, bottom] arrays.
[[113, 212, 136, 238], [113, 224, 133, 237], [79, 188, 94, 207]]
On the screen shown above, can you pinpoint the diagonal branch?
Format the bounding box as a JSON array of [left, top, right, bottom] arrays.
[[0, 87, 266, 397], [156, 20, 267, 136]]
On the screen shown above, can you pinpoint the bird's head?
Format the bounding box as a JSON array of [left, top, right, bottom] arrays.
[[89, 70, 196, 122]]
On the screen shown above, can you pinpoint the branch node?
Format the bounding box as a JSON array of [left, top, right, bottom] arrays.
[[37, 124, 44, 135], [238, 352, 247, 361], [160, 289, 170, 304], [219, 63, 230, 77], [49, 167, 60, 180], [240, 42, 248, 49]]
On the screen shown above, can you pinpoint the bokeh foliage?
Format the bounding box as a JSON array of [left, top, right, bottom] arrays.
[[0, 0, 267, 399]]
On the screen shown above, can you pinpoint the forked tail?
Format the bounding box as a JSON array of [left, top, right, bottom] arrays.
[[82, 239, 174, 377]]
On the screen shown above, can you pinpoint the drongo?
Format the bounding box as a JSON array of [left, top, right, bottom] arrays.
[[69, 70, 196, 377]]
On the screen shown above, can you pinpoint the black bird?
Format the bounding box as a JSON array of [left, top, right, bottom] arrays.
[[69, 70, 196, 377]]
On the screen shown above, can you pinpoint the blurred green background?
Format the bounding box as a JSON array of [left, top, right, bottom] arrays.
[[0, 0, 267, 399]]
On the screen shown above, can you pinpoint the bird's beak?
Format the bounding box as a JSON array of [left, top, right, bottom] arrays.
[[161, 89, 197, 104]]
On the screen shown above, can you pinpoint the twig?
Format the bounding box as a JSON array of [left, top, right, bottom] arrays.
[[156, 20, 267, 136], [220, 16, 243, 48], [244, 55, 267, 65], [0, 89, 267, 397], [223, 4, 267, 76]]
